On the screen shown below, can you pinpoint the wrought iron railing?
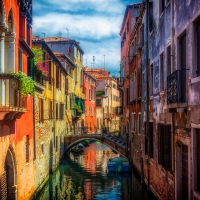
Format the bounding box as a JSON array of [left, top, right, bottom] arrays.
[[0, 75, 27, 109], [167, 69, 188, 104]]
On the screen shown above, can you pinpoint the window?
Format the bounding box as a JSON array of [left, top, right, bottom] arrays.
[[26, 135, 29, 163], [56, 66, 61, 89], [150, 64, 153, 95], [179, 33, 187, 102], [65, 78, 68, 95], [160, 53, 164, 91], [196, 20, 200, 76], [60, 104, 64, 120], [56, 136, 58, 152], [160, 0, 165, 14], [18, 48, 23, 72], [39, 98, 44, 123], [49, 101, 53, 119], [196, 129, 200, 192], [96, 99, 101, 106], [56, 103, 58, 120], [158, 124, 172, 171], [167, 46, 171, 76], [132, 114, 135, 132], [140, 24, 144, 47], [149, 2, 153, 32]]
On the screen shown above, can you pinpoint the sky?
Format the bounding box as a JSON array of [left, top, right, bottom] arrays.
[[33, 0, 141, 76]]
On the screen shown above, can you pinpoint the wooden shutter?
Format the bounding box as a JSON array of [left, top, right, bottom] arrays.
[[65, 78, 68, 95], [56, 66, 59, 89], [164, 125, 171, 171], [149, 122, 154, 158], [158, 123, 164, 165]]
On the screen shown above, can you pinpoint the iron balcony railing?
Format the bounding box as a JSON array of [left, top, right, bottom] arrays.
[[167, 69, 189, 104], [0, 75, 27, 110]]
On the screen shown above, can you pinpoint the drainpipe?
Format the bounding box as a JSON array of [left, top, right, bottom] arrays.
[[145, 0, 150, 191], [170, 0, 175, 198]]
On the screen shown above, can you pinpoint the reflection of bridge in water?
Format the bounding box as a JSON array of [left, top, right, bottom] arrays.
[[64, 133, 127, 157]]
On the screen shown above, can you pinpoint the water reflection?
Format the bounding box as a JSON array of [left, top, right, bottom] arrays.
[[33, 141, 156, 200]]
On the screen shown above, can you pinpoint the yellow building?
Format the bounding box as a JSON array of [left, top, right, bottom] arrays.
[[32, 38, 68, 193], [45, 37, 85, 134]]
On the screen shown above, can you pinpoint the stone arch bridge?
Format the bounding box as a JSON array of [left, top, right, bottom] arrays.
[[64, 133, 127, 157]]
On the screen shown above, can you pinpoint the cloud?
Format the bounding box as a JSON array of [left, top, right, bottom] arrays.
[[33, 0, 141, 74]]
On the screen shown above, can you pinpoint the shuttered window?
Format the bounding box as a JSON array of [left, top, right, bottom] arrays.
[[56, 103, 58, 120], [26, 135, 29, 163], [158, 123, 172, 171], [196, 20, 200, 76], [39, 98, 44, 123], [65, 78, 68, 95], [56, 66, 61, 89], [49, 101, 53, 119], [60, 104, 64, 120]]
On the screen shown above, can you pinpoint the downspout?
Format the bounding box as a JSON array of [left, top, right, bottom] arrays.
[[145, 0, 150, 191], [170, 0, 175, 198]]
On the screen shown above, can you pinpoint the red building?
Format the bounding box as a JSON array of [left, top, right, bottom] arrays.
[[83, 68, 96, 133], [0, 1, 35, 199], [119, 4, 140, 141]]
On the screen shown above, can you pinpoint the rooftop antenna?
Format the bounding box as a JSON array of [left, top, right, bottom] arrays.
[[85, 59, 87, 67], [91, 62, 92, 69], [93, 56, 95, 68], [104, 55, 105, 70], [66, 28, 69, 38], [41, 32, 45, 39]]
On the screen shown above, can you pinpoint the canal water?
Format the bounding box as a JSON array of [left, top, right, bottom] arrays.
[[33, 140, 157, 200]]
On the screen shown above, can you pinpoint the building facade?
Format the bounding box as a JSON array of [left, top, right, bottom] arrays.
[[82, 69, 96, 133], [120, 4, 141, 141], [0, 0, 35, 199], [45, 37, 85, 132], [119, 1, 200, 199]]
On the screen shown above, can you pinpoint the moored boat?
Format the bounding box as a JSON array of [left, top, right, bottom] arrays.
[[71, 143, 85, 153], [107, 157, 129, 173]]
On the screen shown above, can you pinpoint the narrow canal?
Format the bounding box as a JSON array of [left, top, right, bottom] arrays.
[[33, 140, 157, 200]]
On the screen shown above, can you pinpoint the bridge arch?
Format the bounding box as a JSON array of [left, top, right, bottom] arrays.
[[64, 135, 127, 157]]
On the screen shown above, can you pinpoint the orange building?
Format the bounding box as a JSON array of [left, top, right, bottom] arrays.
[[83, 68, 96, 133], [0, 0, 35, 199], [119, 4, 141, 141]]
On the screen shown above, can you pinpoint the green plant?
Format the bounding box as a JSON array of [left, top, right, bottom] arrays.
[[96, 91, 103, 95], [32, 47, 44, 63], [74, 103, 82, 113], [32, 47, 48, 76], [10, 72, 35, 97]]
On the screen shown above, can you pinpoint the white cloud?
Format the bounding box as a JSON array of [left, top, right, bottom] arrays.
[[33, 0, 130, 73]]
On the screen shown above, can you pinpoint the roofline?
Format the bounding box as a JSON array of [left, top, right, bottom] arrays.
[[32, 40, 68, 75], [119, 3, 141, 36], [45, 38, 84, 54]]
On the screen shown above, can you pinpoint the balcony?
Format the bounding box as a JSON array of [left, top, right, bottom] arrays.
[[167, 69, 188, 111], [0, 75, 27, 120]]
